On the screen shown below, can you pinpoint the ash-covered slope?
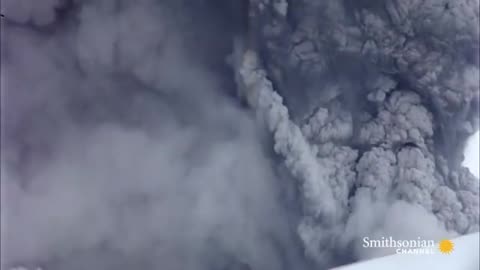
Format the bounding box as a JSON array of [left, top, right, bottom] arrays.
[[1, 0, 479, 270]]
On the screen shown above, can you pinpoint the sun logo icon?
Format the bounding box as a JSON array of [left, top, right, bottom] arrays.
[[438, 239, 454, 254]]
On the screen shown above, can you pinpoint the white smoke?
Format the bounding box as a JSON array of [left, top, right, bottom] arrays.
[[1, 1, 307, 269]]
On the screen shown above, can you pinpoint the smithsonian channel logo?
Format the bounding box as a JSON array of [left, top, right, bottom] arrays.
[[362, 236, 454, 255]]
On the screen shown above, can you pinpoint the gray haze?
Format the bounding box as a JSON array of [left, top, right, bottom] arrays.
[[1, 0, 479, 269]]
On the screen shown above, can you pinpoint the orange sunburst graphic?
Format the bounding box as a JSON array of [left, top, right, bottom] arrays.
[[438, 239, 454, 254]]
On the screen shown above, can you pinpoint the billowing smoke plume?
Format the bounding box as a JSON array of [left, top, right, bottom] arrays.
[[240, 0, 479, 266], [1, 0, 479, 269]]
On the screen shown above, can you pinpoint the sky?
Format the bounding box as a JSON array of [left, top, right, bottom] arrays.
[[464, 131, 480, 178]]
